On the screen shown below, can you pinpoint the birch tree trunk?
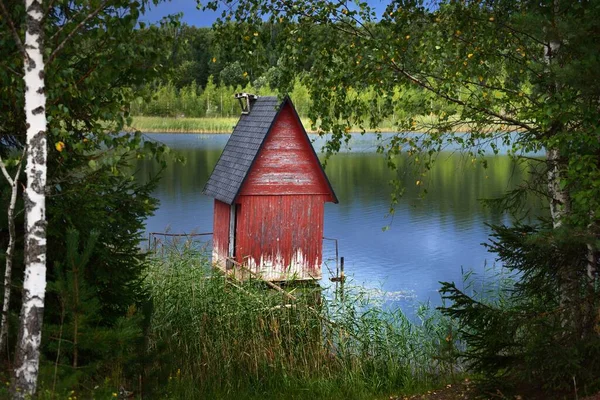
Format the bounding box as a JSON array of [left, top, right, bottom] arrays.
[[0, 155, 23, 359], [544, 23, 595, 334], [546, 146, 580, 328], [12, 0, 48, 397]]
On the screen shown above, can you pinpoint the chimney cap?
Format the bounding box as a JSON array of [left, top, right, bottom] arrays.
[[235, 93, 258, 114]]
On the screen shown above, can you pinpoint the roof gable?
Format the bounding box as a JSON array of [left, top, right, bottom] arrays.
[[203, 96, 338, 204]]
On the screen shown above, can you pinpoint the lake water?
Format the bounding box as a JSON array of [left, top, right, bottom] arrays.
[[137, 133, 544, 310]]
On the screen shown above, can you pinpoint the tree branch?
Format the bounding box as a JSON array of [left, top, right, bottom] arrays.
[[0, 148, 24, 187], [0, 154, 14, 186], [42, 0, 57, 23], [47, 0, 110, 66], [0, 63, 24, 77], [49, 2, 91, 43], [0, 0, 28, 60], [389, 59, 535, 132]]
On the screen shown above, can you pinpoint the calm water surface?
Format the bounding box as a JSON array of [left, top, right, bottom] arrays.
[[138, 133, 544, 309]]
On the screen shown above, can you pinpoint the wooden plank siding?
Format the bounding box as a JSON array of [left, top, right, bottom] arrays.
[[212, 199, 231, 270], [239, 103, 335, 200], [235, 195, 327, 280]]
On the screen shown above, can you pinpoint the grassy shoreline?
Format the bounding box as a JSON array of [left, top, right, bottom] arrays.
[[127, 116, 402, 134], [127, 116, 516, 134]]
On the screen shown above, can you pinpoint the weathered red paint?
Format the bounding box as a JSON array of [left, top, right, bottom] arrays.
[[212, 101, 336, 281], [212, 199, 230, 268], [234, 194, 328, 280], [239, 104, 335, 201]]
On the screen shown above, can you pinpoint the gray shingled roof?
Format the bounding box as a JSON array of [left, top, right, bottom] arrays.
[[202, 96, 338, 205], [202, 96, 281, 204]]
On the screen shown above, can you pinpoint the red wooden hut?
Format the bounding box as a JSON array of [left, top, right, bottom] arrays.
[[203, 94, 338, 281]]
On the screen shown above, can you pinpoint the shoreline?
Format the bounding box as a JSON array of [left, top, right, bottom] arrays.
[[127, 116, 518, 135], [126, 127, 403, 134], [126, 116, 401, 134]]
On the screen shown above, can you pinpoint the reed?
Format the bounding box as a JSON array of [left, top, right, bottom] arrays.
[[127, 116, 239, 133], [127, 116, 402, 134], [144, 246, 461, 399]]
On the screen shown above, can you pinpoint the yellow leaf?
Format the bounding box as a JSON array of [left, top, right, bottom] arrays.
[[253, 32, 259, 36], [489, 16, 495, 21], [405, 35, 410, 39], [212, 57, 216, 63], [55, 141, 65, 152], [467, 53, 473, 58]]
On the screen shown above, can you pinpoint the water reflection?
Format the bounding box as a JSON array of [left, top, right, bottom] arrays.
[[137, 133, 546, 309]]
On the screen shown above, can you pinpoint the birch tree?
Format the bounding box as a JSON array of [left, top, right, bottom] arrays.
[[9, 0, 49, 397], [0, 151, 23, 358], [0, 0, 173, 395]]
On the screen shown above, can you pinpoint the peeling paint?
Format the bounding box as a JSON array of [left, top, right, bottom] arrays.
[[209, 102, 335, 283]]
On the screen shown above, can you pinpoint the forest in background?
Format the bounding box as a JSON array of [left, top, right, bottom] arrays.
[[128, 23, 457, 128]]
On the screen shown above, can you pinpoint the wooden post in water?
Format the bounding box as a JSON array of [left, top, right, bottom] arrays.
[[340, 257, 345, 302]]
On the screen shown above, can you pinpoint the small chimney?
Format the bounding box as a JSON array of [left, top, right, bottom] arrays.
[[235, 93, 258, 115]]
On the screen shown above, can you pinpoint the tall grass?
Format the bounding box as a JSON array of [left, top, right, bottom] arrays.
[[145, 247, 461, 399], [128, 116, 316, 134], [127, 116, 404, 134], [127, 116, 239, 133]]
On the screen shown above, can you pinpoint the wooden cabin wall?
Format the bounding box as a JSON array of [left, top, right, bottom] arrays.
[[238, 104, 334, 200], [235, 194, 328, 280], [212, 199, 230, 268]]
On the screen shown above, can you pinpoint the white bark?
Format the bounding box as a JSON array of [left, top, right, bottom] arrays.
[[0, 153, 24, 358], [546, 147, 570, 229], [12, 0, 48, 398]]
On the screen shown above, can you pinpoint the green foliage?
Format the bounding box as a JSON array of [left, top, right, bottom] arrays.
[[42, 230, 147, 393], [144, 246, 460, 399], [201, 0, 600, 218], [440, 224, 600, 397], [0, 0, 174, 392]]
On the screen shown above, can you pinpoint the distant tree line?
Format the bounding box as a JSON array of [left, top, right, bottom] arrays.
[[131, 23, 458, 122]]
